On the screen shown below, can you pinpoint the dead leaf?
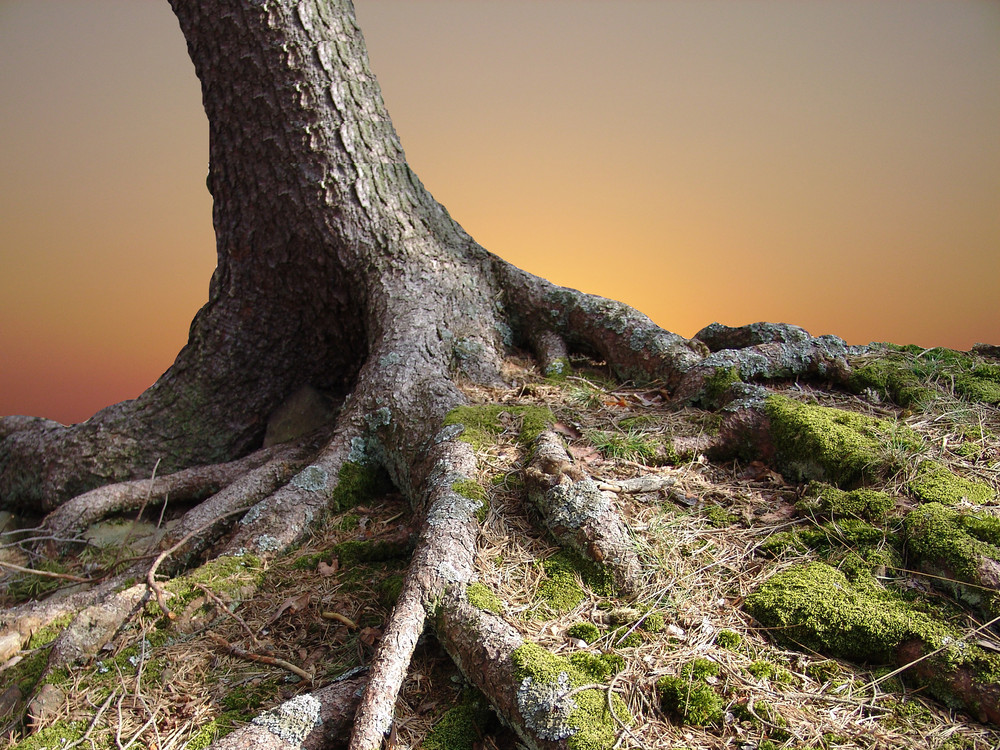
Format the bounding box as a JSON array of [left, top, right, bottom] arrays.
[[317, 560, 339, 576], [568, 444, 601, 464], [359, 626, 381, 646], [553, 421, 582, 439], [266, 593, 310, 626]]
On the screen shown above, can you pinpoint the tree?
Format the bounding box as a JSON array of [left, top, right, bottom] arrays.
[[4, 2, 996, 749]]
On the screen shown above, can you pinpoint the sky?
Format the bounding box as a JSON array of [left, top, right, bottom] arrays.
[[1, 0, 998, 425]]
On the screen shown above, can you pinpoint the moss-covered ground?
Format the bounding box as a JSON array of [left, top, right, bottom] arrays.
[[4, 347, 999, 750]]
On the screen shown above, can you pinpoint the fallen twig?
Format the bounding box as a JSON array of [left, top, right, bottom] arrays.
[[207, 632, 313, 682]]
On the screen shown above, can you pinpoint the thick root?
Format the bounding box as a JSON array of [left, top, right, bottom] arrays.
[[525, 431, 642, 595], [40, 444, 296, 540], [348, 439, 479, 750]]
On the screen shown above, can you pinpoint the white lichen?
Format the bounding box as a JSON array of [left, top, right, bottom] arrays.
[[251, 693, 322, 746], [545, 479, 611, 531], [292, 464, 329, 492], [517, 672, 578, 741], [255, 534, 282, 552]]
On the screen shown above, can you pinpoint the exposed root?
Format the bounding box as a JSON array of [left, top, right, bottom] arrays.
[[207, 672, 367, 750], [40, 444, 292, 539], [348, 439, 480, 750], [525, 431, 641, 595]]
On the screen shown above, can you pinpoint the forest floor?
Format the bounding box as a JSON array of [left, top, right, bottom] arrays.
[[2, 344, 999, 750]]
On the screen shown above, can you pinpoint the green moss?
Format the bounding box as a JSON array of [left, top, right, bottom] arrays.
[[716, 629, 742, 649], [290, 551, 331, 571], [332, 536, 413, 567], [26, 614, 73, 649], [745, 562, 948, 663], [12, 721, 88, 750], [743, 562, 1000, 709], [511, 642, 630, 750], [765, 395, 922, 485], [954, 364, 1000, 405], [422, 696, 494, 750], [152, 554, 264, 618], [443, 404, 554, 450], [703, 366, 743, 408], [7, 646, 49, 696], [451, 478, 487, 523], [466, 582, 503, 614], [904, 503, 1000, 616], [908, 461, 996, 505], [569, 652, 625, 681], [641, 612, 665, 633], [746, 660, 793, 684], [682, 658, 720, 680], [702, 504, 738, 528], [655, 662, 725, 727], [567, 622, 601, 644], [796, 482, 895, 521], [848, 358, 933, 407], [330, 461, 394, 512], [185, 714, 239, 750], [537, 550, 615, 612], [451, 478, 485, 503]]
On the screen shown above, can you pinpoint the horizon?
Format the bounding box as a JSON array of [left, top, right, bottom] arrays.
[[2, 0, 998, 424]]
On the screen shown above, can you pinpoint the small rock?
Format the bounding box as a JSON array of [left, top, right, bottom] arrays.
[[27, 684, 65, 730]]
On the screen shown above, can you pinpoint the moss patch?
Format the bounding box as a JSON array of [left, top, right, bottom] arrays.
[[703, 366, 743, 408], [567, 622, 600, 644], [909, 461, 996, 505], [422, 695, 494, 750], [330, 461, 394, 512], [12, 721, 90, 750], [511, 642, 630, 750], [848, 357, 934, 407], [796, 482, 895, 521], [466, 582, 503, 614], [904, 503, 1000, 616], [537, 550, 615, 613], [745, 562, 945, 664], [656, 659, 725, 726], [765, 395, 922, 485], [443, 404, 554, 450]]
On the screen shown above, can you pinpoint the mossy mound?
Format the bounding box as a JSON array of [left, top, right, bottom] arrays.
[[745, 562, 945, 664], [848, 356, 934, 407], [904, 503, 1000, 617], [422, 695, 495, 750], [765, 395, 921, 486], [850, 347, 1000, 406], [795, 482, 895, 521], [466, 582, 503, 614], [537, 550, 615, 613], [511, 642, 630, 750], [908, 461, 996, 505], [656, 658, 725, 726]]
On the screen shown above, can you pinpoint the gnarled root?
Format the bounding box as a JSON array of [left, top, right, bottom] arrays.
[[525, 431, 641, 595]]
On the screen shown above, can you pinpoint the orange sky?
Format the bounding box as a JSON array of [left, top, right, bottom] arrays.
[[1, 0, 998, 425]]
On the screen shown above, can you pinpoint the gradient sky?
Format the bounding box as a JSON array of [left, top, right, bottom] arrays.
[[2, 1, 998, 425]]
